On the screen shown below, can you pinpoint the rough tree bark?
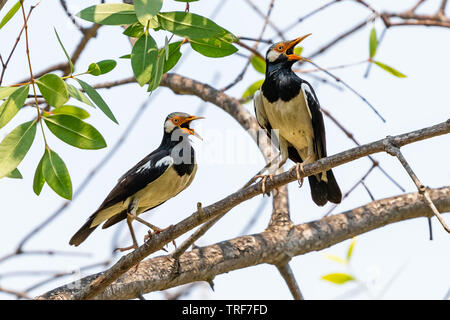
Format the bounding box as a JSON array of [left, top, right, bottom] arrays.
[[38, 187, 450, 300]]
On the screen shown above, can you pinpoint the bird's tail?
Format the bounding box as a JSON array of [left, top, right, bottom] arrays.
[[69, 216, 98, 246], [308, 169, 342, 206]]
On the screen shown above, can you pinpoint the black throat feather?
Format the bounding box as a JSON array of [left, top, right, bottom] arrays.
[[261, 62, 303, 103]]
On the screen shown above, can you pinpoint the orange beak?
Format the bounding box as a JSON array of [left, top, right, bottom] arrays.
[[285, 33, 312, 63], [179, 115, 205, 140]]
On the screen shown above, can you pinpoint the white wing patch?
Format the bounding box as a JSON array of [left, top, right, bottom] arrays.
[[301, 83, 313, 119], [155, 155, 173, 168], [136, 160, 153, 173]]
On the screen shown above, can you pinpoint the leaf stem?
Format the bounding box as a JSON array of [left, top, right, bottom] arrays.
[[19, 0, 47, 147]]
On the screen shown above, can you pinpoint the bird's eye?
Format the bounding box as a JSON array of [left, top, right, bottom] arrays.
[[173, 118, 179, 123], [277, 45, 283, 51]]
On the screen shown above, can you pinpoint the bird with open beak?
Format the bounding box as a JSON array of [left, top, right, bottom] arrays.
[[69, 112, 204, 250], [254, 34, 342, 206]]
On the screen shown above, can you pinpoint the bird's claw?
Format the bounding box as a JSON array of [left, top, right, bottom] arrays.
[[290, 163, 305, 187], [254, 174, 273, 195], [144, 226, 176, 250]]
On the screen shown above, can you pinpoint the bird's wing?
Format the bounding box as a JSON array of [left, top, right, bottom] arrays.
[[254, 89, 276, 144], [96, 148, 173, 212], [300, 81, 327, 158]]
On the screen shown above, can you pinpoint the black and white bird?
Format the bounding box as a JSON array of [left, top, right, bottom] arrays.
[[69, 112, 204, 249], [254, 34, 342, 206]]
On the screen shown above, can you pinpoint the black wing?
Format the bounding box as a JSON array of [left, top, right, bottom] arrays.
[[96, 147, 172, 211], [301, 81, 327, 159]]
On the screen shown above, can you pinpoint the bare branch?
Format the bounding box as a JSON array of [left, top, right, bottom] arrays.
[[383, 138, 450, 232], [38, 186, 450, 300], [276, 263, 304, 300], [35, 119, 450, 300]]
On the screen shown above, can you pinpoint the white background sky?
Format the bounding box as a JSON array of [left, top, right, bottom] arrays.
[[0, 0, 449, 299]]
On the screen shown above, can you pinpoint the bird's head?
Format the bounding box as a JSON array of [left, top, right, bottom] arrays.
[[164, 112, 204, 140], [265, 34, 312, 69]]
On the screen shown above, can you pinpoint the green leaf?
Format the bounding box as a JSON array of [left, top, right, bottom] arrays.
[[119, 54, 132, 59], [134, 0, 163, 26], [373, 61, 407, 78], [321, 273, 355, 285], [54, 28, 74, 74], [162, 41, 182, 73], [347, 237, 357, 262], [87, 60, 117, 76], [6, 168, 22, 179], [0, 86, 18, 100], [33, 156, 45, 195], [67, 83, 94, 107], [131, 33, 158, 86], [0, 84, 29, 129], [250, 55, 266, 74], [76, 79, 118, 124], [42, 148, 72, 200], [147, 50, 166, 92], [241, 79, 264, 102], [369, 27, 378, 59], [123, 22, 145, 38], [76, 3, 138, 26], [51, 105, 90, 119], [36, 74, 69, 107], [324, 254, 347, 265], [157, 11, 235, 40], [294, 46, 303, 56], [0, 120, 37, 179], [44, 114, 106, 150], [0, 1, 21, 30], [87, 63, 101, 76], [190, 37, 237, 58]]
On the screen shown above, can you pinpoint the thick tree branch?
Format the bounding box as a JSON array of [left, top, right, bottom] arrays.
[[38, 186, 450, 300], [34, 119, 449, 300]]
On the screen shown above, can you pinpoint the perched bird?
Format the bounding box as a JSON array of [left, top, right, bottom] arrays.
[[69, 112, 204, 249], [253, 34, 342, 206]]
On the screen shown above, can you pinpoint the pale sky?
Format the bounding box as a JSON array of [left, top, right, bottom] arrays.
[[0, 0, 449, 299]]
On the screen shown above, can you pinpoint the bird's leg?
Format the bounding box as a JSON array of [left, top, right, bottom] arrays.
[[289, 163, 305, 187], [253, 174, 273, 196], [290, 142, 315, 187], [253, 139, 289, 195], [115, 199, 140, 252], [137, 217, 176, 249], [241, 153, 280, 190]]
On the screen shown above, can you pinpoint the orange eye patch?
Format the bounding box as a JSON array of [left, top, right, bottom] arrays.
[[171, 116, 183, 125], [274, 43, 286, 52]]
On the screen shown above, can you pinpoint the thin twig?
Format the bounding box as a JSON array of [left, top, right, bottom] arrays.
[[0, 287, 31, 300], [383, 137, 450, 232], [281, 0, 340, 34], [321, 107, 404, 192], [242, 0, 285, 40], [276, 263, 304, 300], [221, 0, 274, 91], [0, 3, 37, 85], [69, 120, 449, 300], [308, 16, 375, 60], [306, 59, 386, 122], [324, 164, 376, 217]]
